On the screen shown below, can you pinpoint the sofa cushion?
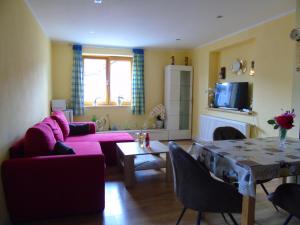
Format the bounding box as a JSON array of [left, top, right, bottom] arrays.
[[52, 142, 75, 155], [70, 122, 96, 134], [51, 111, 70, 139], [24, 123, 56, 157], [42, 117, 64, 142], [65, 132, 134, 143], [69, 124, 90, 136], [65, 133, 134, 165], [64, 142, 103, 155]]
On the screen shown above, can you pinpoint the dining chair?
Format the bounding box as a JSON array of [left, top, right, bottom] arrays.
[[168, 141, 242, 225], [268, 183, 300, 225], [213, 126, 278, 211]]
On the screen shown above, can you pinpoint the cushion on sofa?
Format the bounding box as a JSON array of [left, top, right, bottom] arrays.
[[52, 142, 75, 155], [43, 117, 64, 141], [64, 142, 103, 155], [51, 111, 70, 138], [24, 123, 56, 157], [70, 122, 96, 134], [69, 124, 90, 136]]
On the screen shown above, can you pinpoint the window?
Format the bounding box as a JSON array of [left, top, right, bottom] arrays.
[[83, 56, 132, 106]]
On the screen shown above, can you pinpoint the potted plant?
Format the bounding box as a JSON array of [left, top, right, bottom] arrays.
[[155, 115, 164, 129], [150, 104, 166, 129]]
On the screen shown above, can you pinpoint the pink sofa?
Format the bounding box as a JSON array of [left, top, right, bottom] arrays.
[[1, 111, 134, 222]]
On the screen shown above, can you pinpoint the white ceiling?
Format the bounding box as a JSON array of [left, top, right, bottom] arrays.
[[26, 0, 296, 49]]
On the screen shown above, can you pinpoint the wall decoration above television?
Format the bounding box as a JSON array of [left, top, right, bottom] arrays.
[[214, 82, 249, 110]]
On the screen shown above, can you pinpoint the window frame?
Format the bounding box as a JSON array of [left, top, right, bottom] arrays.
[[83, 55, 133, 106]]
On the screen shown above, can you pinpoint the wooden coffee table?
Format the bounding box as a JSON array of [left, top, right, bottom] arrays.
[[116, 141, 172, 187]]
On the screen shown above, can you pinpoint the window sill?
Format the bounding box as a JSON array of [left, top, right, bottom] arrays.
[[85, 105, 131, 109]]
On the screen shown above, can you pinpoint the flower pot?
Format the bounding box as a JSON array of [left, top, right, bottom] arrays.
[[155, 120, 164, 129]]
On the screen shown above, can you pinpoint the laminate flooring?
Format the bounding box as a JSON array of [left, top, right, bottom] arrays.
[[19, 140, 299, 225]]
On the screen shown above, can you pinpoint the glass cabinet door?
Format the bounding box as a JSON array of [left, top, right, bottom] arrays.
[[179, 70, 191, 130]]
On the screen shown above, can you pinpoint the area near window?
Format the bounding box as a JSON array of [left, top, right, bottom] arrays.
[[83, 55, 132, 106]]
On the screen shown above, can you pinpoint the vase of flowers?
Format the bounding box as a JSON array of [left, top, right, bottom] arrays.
[[268, 109, 295, 149]]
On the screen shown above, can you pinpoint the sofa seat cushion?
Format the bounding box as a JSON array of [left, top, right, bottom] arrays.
[[65, 133, 134, 165], [65, 132, 134, 143], [64, 142, 103, 156], [24, 123, 56, 157], [51, 111, 70, 139], [42, 117, 64, 142]]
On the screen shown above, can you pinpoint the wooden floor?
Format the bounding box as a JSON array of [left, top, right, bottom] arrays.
[[20, 140, 299, 225]]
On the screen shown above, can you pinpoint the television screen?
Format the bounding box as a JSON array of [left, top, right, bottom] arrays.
[[214, 82, 249, 110]]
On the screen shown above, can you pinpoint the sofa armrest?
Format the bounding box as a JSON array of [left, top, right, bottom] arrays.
[[2, 154, 105, 221], [69, 122, 96, 134]]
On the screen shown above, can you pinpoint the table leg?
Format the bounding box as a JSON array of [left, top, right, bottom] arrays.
[[165, 153, 172, 182], [124, 155, 135, 187], [116, 147, 123, 171], [241, 196, 255, 225]]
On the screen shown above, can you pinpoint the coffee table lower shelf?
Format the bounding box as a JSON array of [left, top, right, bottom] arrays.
[[116, 141, 172, 187]]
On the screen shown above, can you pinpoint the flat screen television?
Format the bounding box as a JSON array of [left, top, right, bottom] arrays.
[[214, 82, 249, 110]]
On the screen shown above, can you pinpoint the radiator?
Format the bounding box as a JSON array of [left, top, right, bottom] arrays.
[[199, 115, 250, 142], [63, 109, 73, 122]]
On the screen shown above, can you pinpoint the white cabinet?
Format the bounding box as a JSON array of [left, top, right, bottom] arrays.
[[164, 65, 193, 140]]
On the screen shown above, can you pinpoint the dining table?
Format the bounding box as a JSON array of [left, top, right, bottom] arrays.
[[192, 137, 300, 225]]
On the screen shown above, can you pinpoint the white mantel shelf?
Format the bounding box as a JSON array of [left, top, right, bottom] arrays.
[[207, 107, 255, 116]]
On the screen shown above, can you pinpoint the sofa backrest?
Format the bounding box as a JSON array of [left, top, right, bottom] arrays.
[[51, 111, 70, 139], [42, 117, 64, 141], [24, 123, 56, 157]]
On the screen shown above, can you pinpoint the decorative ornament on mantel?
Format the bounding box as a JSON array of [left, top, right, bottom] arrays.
[[170, 56, 175, 65], [268, 109, 295, 150], [184, 57, 189, 66]]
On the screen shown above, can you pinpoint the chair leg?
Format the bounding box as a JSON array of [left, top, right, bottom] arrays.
[[228, 213, 238, 225], [260, 183, 269, 195], [283, 214, 293, 225], [221, 213, 229, 224], [176, 207, 186, 225], [196, 212, 202, 225], [260, 183, 279, 211]]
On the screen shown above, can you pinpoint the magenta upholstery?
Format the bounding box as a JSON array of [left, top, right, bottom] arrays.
[[64, 142, 102, 155], [9, 138, 25, 158], [2, 148, 105, 222], [65, 133, 134, 165], [2, 111, 134, 222], [24, 123, 56, 157], [51, 111, 70, 139], [42, 117, 64, 141]]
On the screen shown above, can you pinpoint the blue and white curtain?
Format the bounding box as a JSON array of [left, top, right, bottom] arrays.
[[131, 49, 145, 115], [71, 45, 84, 116]]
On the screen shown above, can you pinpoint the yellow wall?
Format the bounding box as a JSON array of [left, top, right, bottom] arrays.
[[0, 0, 51, 224], [52, 42, 191, 129], [192, 13, 295, 140]]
